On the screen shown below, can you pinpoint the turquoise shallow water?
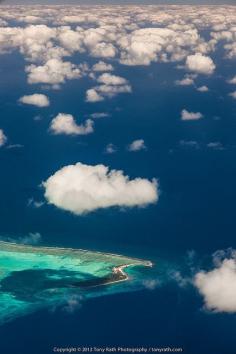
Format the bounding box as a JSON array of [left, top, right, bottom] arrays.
[[0, 242, 151, 324]]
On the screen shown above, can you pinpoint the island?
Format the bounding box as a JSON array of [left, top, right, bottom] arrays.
[[0, 241, 152, 323]]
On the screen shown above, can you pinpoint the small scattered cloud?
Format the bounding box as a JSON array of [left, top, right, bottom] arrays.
[[97, 73, 128, 86], [0, 129, 7, 147], [34, 115, 43, 121], [63, 295, 83, 313], [170, 271, 191, 288], [6, 144, 24, 150], [179, 140, 199, 149], [27, 198, 44, 208], [127, 139, 146, 152], [92, 61, 113, 72], [143, 279, 160, 290], [19, 232, 42, 245], [105, 143, 117, 154], [1, 232, 42, 245], [19, 94, 50, 107], [228, 76, 236, 84], [86, 88, 104, 102], [175, 75, 195, 86], [207, 142, 224, 150], [50, 113, 94, 136], [229, 91, 236, 100], [181, 109, 203, 121], [90, 112, 110, 119], [197, 85, 209, 92]]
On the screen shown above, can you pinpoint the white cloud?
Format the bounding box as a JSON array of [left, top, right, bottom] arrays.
[[181, 109, 203, 121], [186, 53, 216, 75], [207, 142, 224, 150], [19, 93, 50, 107], [128, 139, 146, 152], [86, 71, 131, 101], [0, 129, 7, 147], [2, 232, 42, 245], [63, 295, 83, 313], [105, 143, 117, 154], [90, 112, 109, 119], [90, 42, 116, 58], [0, 5, 235, 78], [96, 84, 132, 97], [195, 254, 236, 313], [86, 88, 104, 102], [19, 232, 42, 245], [118, 27, 204, 66], [228, 76, 236, 84], [229, 91, 236, 99], [175, 77, 194, 86], [43, 162, 158, 215], [50, 113, 94, 136], [26, 58, 82, 85], [57, 28, 84, 53], [197, 85, 209, 92], [143, 279, 160, 290], [92, 61, 114, 72], [6, 144, 24, 150], [97, 73, 128, 86], [27, 198, 44, 208]]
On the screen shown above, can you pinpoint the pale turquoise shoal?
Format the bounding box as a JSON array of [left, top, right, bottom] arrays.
[[0, 241, 150, 324]]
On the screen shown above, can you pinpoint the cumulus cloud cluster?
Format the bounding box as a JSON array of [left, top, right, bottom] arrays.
[[195, 250, 236, 313], [43, 162, 158, 215], [86, 73, 132, 102], [1, 5, 236, 92]]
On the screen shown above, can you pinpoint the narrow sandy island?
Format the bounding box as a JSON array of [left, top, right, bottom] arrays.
[[71, 261, 153, 288]]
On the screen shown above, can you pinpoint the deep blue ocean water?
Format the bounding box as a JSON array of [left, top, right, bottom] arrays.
[[0, 42, 236, 354]]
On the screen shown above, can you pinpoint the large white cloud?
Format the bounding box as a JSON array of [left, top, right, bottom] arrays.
[[50, 113, 94, 135], [195, 255, 236, 313], [186, 53, 216, 75], [19, 93, 50, 107], [43, 162, 158, 215]]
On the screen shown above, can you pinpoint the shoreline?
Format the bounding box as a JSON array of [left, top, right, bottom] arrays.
[[71, 262, 153, 289], [0, 241, 153, 289], [0, 241, 150, 265]]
